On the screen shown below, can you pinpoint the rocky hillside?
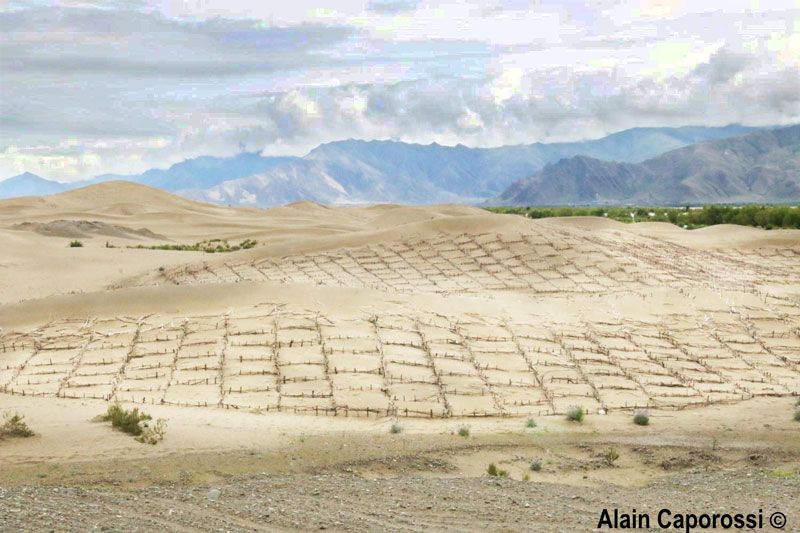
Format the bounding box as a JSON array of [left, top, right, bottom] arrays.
[[492, 125, 800, 206]]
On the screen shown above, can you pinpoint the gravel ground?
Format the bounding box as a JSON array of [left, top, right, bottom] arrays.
[[2, 468, 798, 532]]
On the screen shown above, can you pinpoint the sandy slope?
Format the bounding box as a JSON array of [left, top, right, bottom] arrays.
[[1, 182, 799, 531]]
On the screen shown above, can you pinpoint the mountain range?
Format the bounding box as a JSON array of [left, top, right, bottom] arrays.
[[3, 124, 794, 206], [181, 124, 758, 206], [492, 125, 800, 206]]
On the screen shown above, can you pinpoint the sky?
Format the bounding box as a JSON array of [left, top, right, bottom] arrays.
[[1, 0, 799, 181]]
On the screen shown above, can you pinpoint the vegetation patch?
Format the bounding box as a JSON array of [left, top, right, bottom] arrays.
[[98, 402, 166, 444], [486, 205, 800, 230], [525, 417, 537, 429], [565, 406, 584, 423], [68, 240, 83, 247], [456, 424, 470, 437], [0, 412, 35, 439], [130, 238, 257, 253], [529, 460, 542, 472], [487, 463, 509, 477], [602, 448, 620, 467], [633, 411, 650, 426]]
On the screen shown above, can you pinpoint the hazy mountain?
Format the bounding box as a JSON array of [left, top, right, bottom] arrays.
[[188, 125, 760, 206], [0, 172, 69, 199], [182, 160, 352, 206], [1, 124, 763, 205], [492, 125, 800, 206], [94, 152, 299, 192]]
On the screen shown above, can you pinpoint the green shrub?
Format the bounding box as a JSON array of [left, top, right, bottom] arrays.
[[390, 422, 403, 434], [0, 412, 35, 438], [457, 424, 470, 437], [530, 460, 542, 472], [101, 402, 149, 436], [565, 406, 584, 423], [525, 417, 537, 429], [69, 240, 83, 248], [99, 403, 166, 444], [485, 205, 800, 231], [794, 410, 800, 422], [603, 448, 620, 467], [128, 238, 258, 253], [633, 412, 650, 426], [487, 463, 509, 477]]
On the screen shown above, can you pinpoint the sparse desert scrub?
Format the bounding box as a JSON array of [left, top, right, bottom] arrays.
[[390, 422, 403, 434], [456, 424, 470, 437], [487, 463, 508, 477], [525, 417, 537, 429], [530, 460, 542, 472], [0, 412, 35, 438], [69, 240, 83, 247], [135, 418, 167, 445], [633, 410, 650, 426], [794, 409, 800, 422], [129, 238, 257, 253], [602, 448, 620, 467], [565, 406, 584, 423], [99, 402, 165, 444]]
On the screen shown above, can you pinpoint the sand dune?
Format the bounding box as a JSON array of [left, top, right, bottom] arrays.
[[1, 182, 799, 512], [1, 182, 798, 416]]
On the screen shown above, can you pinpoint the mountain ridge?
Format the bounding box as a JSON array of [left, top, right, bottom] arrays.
[[492, 125, 800, 206], [0, 124, 770, 204]]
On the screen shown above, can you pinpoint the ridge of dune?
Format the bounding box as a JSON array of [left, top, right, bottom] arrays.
[[0, 180, 238, 220]]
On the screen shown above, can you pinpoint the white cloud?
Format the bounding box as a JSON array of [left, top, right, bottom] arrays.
[[1, 0, 798, 180]]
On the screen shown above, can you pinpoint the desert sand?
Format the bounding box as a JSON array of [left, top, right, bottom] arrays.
[[1, 182, 798, 531]]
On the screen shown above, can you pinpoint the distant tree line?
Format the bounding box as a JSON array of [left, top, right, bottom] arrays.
[[485, 205, 800, 230]]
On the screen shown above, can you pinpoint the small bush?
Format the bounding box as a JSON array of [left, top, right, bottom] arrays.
[[390, 422, 403, 434], [794, 410, 800, 422], [487, 463, 509, 477], [565, 406, 584, 423], [99, 403, 166, 444], [135, 418, 167, 445], [101, 402, 150, 436], [603, 448, 620, 467], [633, 411, 650, 426], [796, 398, 800, 407], [0, 412, 35, 438], [525, 417, 537, 429], [530, 460, 542, 472], [69, 240, 83, 248], [457, 424, 470, 437]]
